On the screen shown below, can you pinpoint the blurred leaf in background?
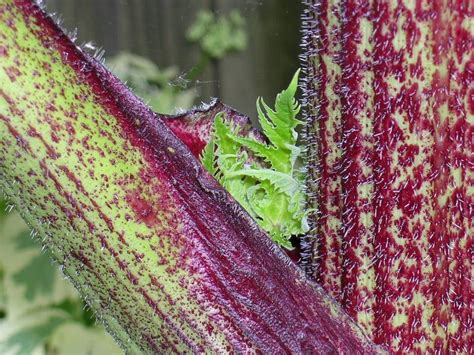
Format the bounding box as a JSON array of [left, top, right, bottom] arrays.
[[108, 9, 247, 116], [0, 316, 68, 355], [0, 198, 10, 320], [12, 232, 56, 302], [0, 200, 121, 354], [0, 198, 11, 321], [0, 263, 6, 320], [108, 53, 197, 115], [185, 9, 247, 85], [187, 10, 247, 59], [0, 198, 10, 222]]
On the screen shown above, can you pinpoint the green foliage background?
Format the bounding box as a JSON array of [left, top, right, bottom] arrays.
[[0, 205, 121, 355]]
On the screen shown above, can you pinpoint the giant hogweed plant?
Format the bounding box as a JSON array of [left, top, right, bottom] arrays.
[[0, 0, 472, 354], [0, 1, 378, 353]]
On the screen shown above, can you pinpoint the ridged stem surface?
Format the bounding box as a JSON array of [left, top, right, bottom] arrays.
[[302, 0, 473, 352]]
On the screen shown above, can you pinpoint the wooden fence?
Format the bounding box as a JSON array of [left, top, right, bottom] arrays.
[[46, 0, 303, 117]]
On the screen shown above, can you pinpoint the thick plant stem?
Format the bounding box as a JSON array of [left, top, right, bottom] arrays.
[[0, 0, 384, 353], [302, 0, 473, 353]]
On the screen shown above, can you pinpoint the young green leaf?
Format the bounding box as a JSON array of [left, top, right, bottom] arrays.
[[201, 70, 307, 249]]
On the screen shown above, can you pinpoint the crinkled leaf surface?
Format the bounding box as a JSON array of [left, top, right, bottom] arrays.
[[201, 71, 308, 248]]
